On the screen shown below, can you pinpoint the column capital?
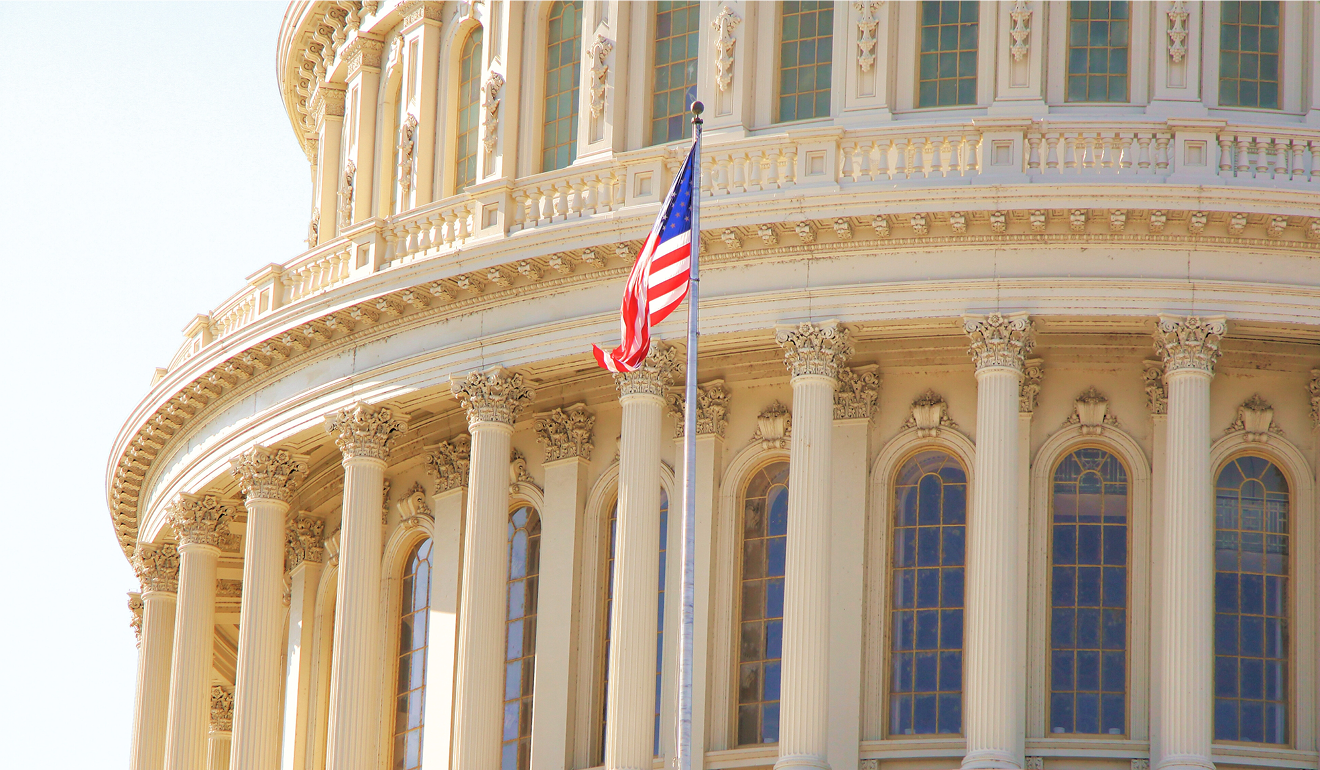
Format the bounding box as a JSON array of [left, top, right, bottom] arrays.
[[324, 401, 409, 461], [132, 542, 181, 594], [425, 435, 472, 493], [1144, 360, 1168, 414], [667, 379, 731, 438], [128, 592, 144, 644], [167, 493, 237, 548], [963, 312, 1036, 372], [1153, 314, 1227, 375], [834, 366, 881, 420], [210, 685, 234, 734], [451, 366, 536, 426], [614, 342, 681, 399], [535, 403, 595, 462], [230, 444, 309, 503], [1020, 358, 1045, 413], [775, 320, 853, 380], [285, 512, 327, 571]]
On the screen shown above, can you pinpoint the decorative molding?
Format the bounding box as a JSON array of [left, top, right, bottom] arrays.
[[210, 685, 235, 733], [1227, 394, 1283, 442], [1019, 357, 1044, 413], [1153, 315, 1227, 375], [775, 321, 853, 379], [323, 529, 341, 567], [1009, 0, 1032, 62], [753, 401, 792, 449], [794, 220, 817, 243], [128, 593, 144, 643], [1167, 0, 1189, 63], [452, 366, 535, 426], [285, 511, 326, 570], [167, 494, 236, 549], [1025, 759, 1044, 770], [1309, 369, 1320, 427], [963, 312, 1036, 371], [216, 578, 243, 598], [343, 35, 384, 77], [835, 365, 881, 420], [337, 160, 356, 229], [425, 435, 472, 493], [667, 379, 731, 438], [711, 5, 742, 93], [481, 71, 505, 152], [510, 448, 537, 493], [535, 403, 595, 462], [398, 113, 418, 194], [132, 542, 180, 594], [230, 445, 309, 503], [324, 401, 409, 461], [1143, 360, 1167, 415], [1132, 760, 1150, 770], [306, 209, 320, 248], [1065, 386, 1120, 435], [859, 761, 880, 770], [381, 477, 392, 522], [854, 2, 884, 73], [615, 342, 682, 399], [904, 389, 956, 437], [586, 34, 613, 118], [396, 481, 433, 528]]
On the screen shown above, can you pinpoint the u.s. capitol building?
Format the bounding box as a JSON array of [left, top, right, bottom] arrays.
[[110, 2, 1320, 770]]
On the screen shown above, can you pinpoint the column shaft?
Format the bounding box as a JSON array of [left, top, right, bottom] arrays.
[[281, 558, 324, 770], [207, 733, 232, 770], [131, 591, 177, 770], [164, 544, 221, 770]]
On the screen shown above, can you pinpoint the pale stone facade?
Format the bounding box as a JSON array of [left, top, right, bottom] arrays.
[[110, 3, 1320, 770]]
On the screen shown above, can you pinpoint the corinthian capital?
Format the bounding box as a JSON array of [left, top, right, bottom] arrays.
[[128, 593, 143, 644], [285, 512, 326, 571], [667, 379, 731, 438], [425, 435, 472, 493], [166, 494, 236, 548], [210, 685, 234, 733], [451, 367, 536, 425], [324, 402, 409, 461], [963, 312, 1036, 371], [615, 342, 682, 399], [1153, 315, 1227, 375], [775, 321, 853, 380], [835, 366, 881, 420], [132, 542, 181, 593], [230, 445, 310, 503], [535, 403, 595, 462]]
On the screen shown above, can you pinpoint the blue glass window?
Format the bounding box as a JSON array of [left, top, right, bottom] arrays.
[[1066, 1, 1130, 102], [738, 461, 790, 745], [503, 507, 540, 770], [888, 450, 966, 736], [392, 538, 433, 770], [1049, 448, 1128, 736], [1215, 455, 1289, 744]]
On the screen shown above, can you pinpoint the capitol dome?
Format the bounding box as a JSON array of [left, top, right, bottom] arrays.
[[111, 3, 1320, 770]]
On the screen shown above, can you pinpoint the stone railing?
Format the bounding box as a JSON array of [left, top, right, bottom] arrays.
[[166, 118, 1320, 372]]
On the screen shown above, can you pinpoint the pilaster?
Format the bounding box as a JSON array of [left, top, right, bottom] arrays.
[[280, 512, 326, 770], [343, 35, 385, 222], [208, 686, 234, 770]]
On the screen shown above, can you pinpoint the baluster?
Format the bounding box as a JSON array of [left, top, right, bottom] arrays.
[[567, 178, 583, 218], [1236, 135, 1251, 176], [531, 186, 547, 225], [1154, 134, 1171, 173], [1117, 134, 1134, 172], [782, 147, 798, 185], [406, 220, 422, 258], [736, 153, 751, 192], [901, 137, 917, 180], [1136, 135, 1152, 172], [947, 137, 962, 177], [1044, 133, 1060, 171], [1217, 136, 1234, 177], [700, 156, 715, 196], [1026, 133, 1042, 172], [873, 139, 891, 181], [1061, 134, 1077, 171], [1309, 141, 1320, 182], [760, 150, 777, 189], [1253, 136, 1268, 176], [419, 215, 436, 253], [1266, 137, 1281, 179], [747, 150, 763, 191], [510, 191, 527, 231], [1290, 139, 1305, 181]]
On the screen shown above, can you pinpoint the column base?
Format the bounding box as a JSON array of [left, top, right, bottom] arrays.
[[774, 753, 830, 770], [961, 749, 1020, 769], [1156, 754, 1215, 770]]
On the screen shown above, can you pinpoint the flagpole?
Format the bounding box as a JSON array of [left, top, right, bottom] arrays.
[[675, 100, 703, 770]]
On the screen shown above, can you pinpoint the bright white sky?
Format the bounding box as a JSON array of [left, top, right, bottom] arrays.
[[0, 3, 308, 764]]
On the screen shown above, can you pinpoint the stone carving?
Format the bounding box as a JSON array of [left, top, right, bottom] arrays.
[[535, 403, 595, 462], [285, 512, 326, 570], [964, 312, 1036, 371], [323, 530, 341, 567], [1309, 219, 1320, 241], [859, 761, 880, 770], [667, 379, 731, 438], [1110, 209, 1127, 231], [383, 475, 393, 520], [1143, 360, 1167, 415], [721, 228, 742, 249], [1009, 0, 1032, 61], [758, 223, 779, 245], [1227, 394, 1282, 442], [833, 218, 854, 239], [1029, 209, 1046, 232], [795, 220, 817, 243], [481, 70, 505, 152], [871, 215, 890, 237], [586, 34, 613, 118], [132, 542, 181, 594], [1309, 369, 1320, 427], [615, 342, 682, 399], [581, 249, 607, 268], [307, 209, 320, 248], [338, 160, 356, 229], [949, 211, 967, 234], [1228, 212, 1247, 236], [1025, 759, 1043, 770], [128, 593, 144, 643], [776, 321, 854, 379], [452, 366, 535, 425], [1069, 208, 1087, 231], [216, 579, 243, 598], [167, 494, 236, 548], [425, 435, 472, 493], [904, 390, 956, 438], [1189, 210, 1208, 233], [990, 210, 1007, 233], [753, 401, 792, 449], [396, 481, 433, 528], [1167, 0, 1189, 63], [230, 445, 309, 503], [910, 213, 929, 235], [398, 113, 418, 194], [1153, 315, 1227, 375], [1020, 357, 1044, 413], [835, 366, 881, 420], [210, 685, 235, 733], [854, 2, 883, 73], [1132, 761, 1150, 770], [324, 402, 409, 461], [1065, 387, 1120, 435], [1149, 210, 1167, 232], [510, 448, 535, 492], [1267, 215, 1288, 238], [711, 5, 742, 93]]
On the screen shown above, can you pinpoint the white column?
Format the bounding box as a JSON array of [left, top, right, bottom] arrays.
[[1152, 315, 1226, 770], [280, 512, 326, 770], [604, 345, 679, 770], [323, 403, 410, 770], [164, 494, 236, 770], [449, 368, 536, 770], [209, 686, 234, 770], [130, 543, 180, 770], [229, 446, 309, 770], [772, 322, 853, 770], [961, 312, 1035, 770]]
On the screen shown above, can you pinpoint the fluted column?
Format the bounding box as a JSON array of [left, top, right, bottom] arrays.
[[961, 312, 1035, 770], [228, 445, 308, 770], [1152, 315, 1226, 770], [605, 344, 680, 770], [208, 686, 234, 770], [130, 543, 180, 770], [449, 368, 535, 770], [323, 403, 409, 770], [773, 322, 853, 770], [164, 494, 236, 770], [281, 512, 326, 770]]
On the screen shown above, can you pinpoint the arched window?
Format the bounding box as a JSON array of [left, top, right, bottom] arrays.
[[1049, 448, 1128, 735], [393, 538, 433, 770], [599, 489, 669, 759], [455, 27, 484, 193], [650, 1, 699, 145], [778, 1, 833, 122], [504, 506, 541, 770], [1215, 455, 1289, 744], [888, 450, 965, 736], [737, 461, 790, 745], [542, 1, 583, 172]]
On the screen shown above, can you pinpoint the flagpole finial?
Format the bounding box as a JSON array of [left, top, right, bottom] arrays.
[[690, 100, 704, 122]]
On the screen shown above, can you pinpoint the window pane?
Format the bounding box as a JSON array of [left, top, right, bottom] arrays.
[[1218, 1, 1282, 109], [541, 2, 582, 171], [917, 1, 977, 107], [776, 1, 833, 122], [651, 1, 700, 144], [454, 28, 484, 191], [503, 508, 541, 770], [1063, 1, 1130, 102], [392, 538, 434, 770], [737, 462, 791, 745]]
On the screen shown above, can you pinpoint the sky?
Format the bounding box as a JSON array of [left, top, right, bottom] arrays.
[[0, 3, 308, 764]]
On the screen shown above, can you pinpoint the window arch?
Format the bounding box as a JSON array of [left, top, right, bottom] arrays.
[[542, 1, 582, 172], [778, 1, 833, 122], [887, 449, 965, 736], [455, 27, 484, 193], [393, 538, 434, 770], [650, 1, 699, 145], [1048, 447, 1128, 736], [737, 461, 790, 746], [1215, 454, 1289, 744], [504, 506, 541, 770]]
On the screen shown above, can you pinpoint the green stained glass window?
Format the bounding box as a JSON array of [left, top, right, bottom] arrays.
[[917, 1, 979, 108], [778, 1, 833, 123], [1066, 1, 1130, 102], [542, 1, 582, 172], [651, 1, 699, 145], [1219, 1, 1281, 109]]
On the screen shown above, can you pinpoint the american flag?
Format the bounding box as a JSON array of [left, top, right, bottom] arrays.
[[592, 144, 697, 373]]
